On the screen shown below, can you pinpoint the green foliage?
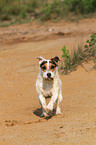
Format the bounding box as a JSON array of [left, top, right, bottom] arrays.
[[0, 0, 43, 24], [0, 0, 96, 25], [61, 34, 96, 74], [61, 46, 71, 71], [67, 0, 96, 14], [41, 0, 96, 21], [41, 3, 51, 20], [83, 0, 96, 13], [84, 33, 96, 62], [41, 0, 62, 21]]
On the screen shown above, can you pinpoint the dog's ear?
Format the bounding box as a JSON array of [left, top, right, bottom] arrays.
[[37, 56, 44, 61], [37, 56, 45, 65], [51, 56, 60, 65]]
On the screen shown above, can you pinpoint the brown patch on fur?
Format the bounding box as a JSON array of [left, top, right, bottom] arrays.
[[51, 56, 60, 64], [50, 56, 60, 67], [41, 62, 47, 72], [49, 63, 56, 72]]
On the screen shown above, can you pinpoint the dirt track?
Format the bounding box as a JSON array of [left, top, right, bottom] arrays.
[[0, 18, 96, 145]]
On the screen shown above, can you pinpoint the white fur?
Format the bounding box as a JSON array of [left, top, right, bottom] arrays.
[[36, 57, 63, 117]]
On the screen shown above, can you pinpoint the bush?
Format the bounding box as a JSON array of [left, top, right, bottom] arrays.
[[84, 33, 96, 61], [0, 0, 43, 21], [0, 0, 96, 24], [41, 0, 96, 21], [60, 34, 96, 74], [41, 1, 63, 21]]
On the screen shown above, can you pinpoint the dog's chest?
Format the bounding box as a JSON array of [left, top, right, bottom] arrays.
[[42, 80, 53, 97]]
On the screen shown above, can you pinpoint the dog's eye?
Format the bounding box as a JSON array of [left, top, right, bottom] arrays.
[[51, 65, 55, 69], [42, 66, 46, 70]]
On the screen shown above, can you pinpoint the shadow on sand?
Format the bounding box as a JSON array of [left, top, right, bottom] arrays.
[[33, 108, 56, 120]]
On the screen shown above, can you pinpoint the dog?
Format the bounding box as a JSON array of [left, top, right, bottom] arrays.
[[36, 56, 62, 117]]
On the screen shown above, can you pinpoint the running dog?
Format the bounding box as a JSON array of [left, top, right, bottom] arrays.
[[36, 56, 62, 117]]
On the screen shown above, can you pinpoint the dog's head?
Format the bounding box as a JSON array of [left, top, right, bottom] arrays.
[[37, 56, 60, 80]]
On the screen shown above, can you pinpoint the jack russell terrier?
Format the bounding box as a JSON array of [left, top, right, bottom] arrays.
[[36, 56, 62, 117]]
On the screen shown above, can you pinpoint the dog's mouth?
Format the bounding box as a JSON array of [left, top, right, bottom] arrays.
[[48, 77, 53, 80], [45, 77, 53, 81]]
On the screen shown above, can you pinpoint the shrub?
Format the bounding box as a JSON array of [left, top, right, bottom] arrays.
[[41, 0, 96, 21], [60, 34, 96, 74], [0, 0, 43, 21], [0, 0, 96, 25], [41, 0, 63, 21], [84, 33, 96, 61]]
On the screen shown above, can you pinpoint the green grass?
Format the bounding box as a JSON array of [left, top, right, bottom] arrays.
[[0, 0, 44, 26], [60, 33, 96, 74], [0, 0, 96, 26], [40, 0, 96, 21]]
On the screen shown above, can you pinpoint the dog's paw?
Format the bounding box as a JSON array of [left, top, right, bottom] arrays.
[[40, 112, 48, 117], [47, 103, 53, 111], [42, 104, 48, 113], [56, 107, 61, 115]]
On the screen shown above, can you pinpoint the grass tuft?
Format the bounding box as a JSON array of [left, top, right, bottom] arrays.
[[60, 34, 96, 74]]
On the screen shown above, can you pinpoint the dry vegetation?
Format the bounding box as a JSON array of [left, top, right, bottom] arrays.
[[60, 33, 96, 74], [0, 0, 96, 26]]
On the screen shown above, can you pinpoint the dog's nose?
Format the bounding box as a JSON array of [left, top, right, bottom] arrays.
[[47, 73, 51, 78]]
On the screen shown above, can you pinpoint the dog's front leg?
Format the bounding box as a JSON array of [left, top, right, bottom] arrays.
[[39, 94, 48, 113], [47, 93, 58, 111], [56, 91, 62, 115]]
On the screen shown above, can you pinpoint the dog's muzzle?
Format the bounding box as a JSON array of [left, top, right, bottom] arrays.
[[47, 73, 51, 78], [46, 73, 53, 80]]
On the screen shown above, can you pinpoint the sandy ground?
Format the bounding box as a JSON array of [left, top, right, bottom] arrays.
[[0, 18, 96, 145]]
